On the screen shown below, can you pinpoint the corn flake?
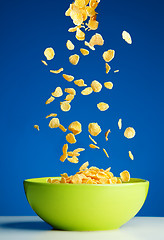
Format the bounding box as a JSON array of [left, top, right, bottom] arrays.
[[44, 47, 55, 60], [97, 102, 109, 111], [34, 125, 39, 131], [63, 74, 74, 82], [65, 88, 76, 95], [84, 41, 95, 50], [103, 49, 115, 62], [80, 48, 89, 56], [124, 127, 135, 139], [129, 151, 134, 160], [74, 0, 86, 8], [104, 81, 113, 89], [60, 101, 71, 112], [69, 54, 80, 65], [49, 118, 60, 128], [68, 121, 82, 135], [103, 148, 109, 158], [106, 63, 111, 74], [74, 79, 87, 87], [66, 133, 77, 144], [76, 28, 85, 41], [120, 170, 130, 182], [105, 129, 111, 141], [89, 134, 97, 144], [122, 31, 132, 44], [114, 70, 119, 73], [88, 122, 101, 136], [73, 148, 85, 153], [60, 144, 68, 162], [89, 144, 100, 149], [45, 113, 57, 118], [86, 6, 96, 17], [79, 161, 89, 171], [118, 118, 122, 130], [65, 94, 74, 102], [66, 40, 75, 50], [87, 19, 99, 30], [50, 68, 64, 74], [67, 156, 79, 163], [45, 96, 55, 105], [81, 87, 93, 95], [52, 87, 63, 97], [59, 124, 67, 132], [89, 0, 99, 9], [41, 60, 48, 66], [91, 80, 102, 92], [68, 26, 80, 32], [89, 33, 104, 47]]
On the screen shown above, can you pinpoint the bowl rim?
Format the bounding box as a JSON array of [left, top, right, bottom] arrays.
[[24, 177, 149, 186]]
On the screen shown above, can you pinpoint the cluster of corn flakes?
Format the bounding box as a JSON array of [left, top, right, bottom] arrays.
[[47, 161, 130, 184], [34, 0, 136, 183]]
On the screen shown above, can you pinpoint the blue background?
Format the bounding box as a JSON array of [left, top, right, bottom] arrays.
[[0, 0, 164, 216]]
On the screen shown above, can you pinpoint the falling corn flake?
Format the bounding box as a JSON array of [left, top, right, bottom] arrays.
[[124, 127, 136, 139], [41, 60, 48, 66], [118, 118, 122, 130], [89, 33, 104, 47], [60, 143, 68, 162], [91, 80, 102, 92], [86, 6, 96, 17], [81, 87, 93, 95], [67, 156, 79, 163], [68, 151, 80, 157], [87, 19, 99, 30], [120, 170, 130, 182], [79, 161, 89, 171], [129, 151, 134, 160], [66, 40, 75, 50], [68, 26, 79, 32], [52, 87, 63, 97], [59, 124, 67, 132], [97, 102, 109, 111], [89, 144, 100, 149], [49, 118, 60, 128], [66, 133, 77, 144], [103, 148, 109, 158], [84, 41, 95, 50], [105, 129, 111, 141], [88, 122, 101, 136], [70, 4, 83, 26], [89, 135, 97, 144], [45, 113, 57, 119], [44, 47, 55, 60], [63, 74, 74, 82], [65, 8, 71, 16], [50, 68, 64, 74], [69, 54, 80, 65], [114, 70, 119, 73], [74, 79, 87, 87], [65, 94, 74, 102], [68, 121, 82, 135], [76, 28, 85, 41], [122, 31, 132, 44], [104, 81, 113, 90], [45, 96, 55, 105], [103, 50, 115, 62], [60, 101, 71, 112], [106, 63, 111, 74], [73, 148, 85, 154], [34, 125, 40, 131], [80, 48, 89, 56], [65, 88, 76, 95]]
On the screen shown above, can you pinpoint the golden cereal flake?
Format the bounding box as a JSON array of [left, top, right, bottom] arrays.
[[110, 177, 118, 184], [76, 28, 85, 41], [65, 88, 76, 95], [124, 127, 136, 139], [88, 122, 101, 136], [89, 134, 97, 144], [70, 4, 83, 26], [60, 101, 71, 112], [118, 118, 122, 130], [86, 6, 96, 17], [89, 33, 104, 47], [66, 40, 75, 50], [106, 63, 111, 74], [117, 178, 122, 184], [105, 129, 111, 141], [97, 102, 109, 111], [65, 94, 74, 102], [63, 74, 74, 82], [73, 148, 85, 153], [41, 60, 48, 66], [34, 125, 39, 131], [52, 87, 63, 97], [103, 50, 115, 62], [45, 96, 55, 105], [74, 79, 87, 87], [69, 54, 80, 65], [122, 31, 132, 44], [114, 70, 119, 73], [91, 80, 102, 92], [89, 0, 99, 9], [50, 68, 64, 74], [81, 87, 93, 95], [67, 151, 80, 157], [68, 26, 80, 32], [59, 124, 67, 132], [44, 47, 55, 60], [120, 170, 130, 182], [74, 0, 86, 8], [84, 41, 95, 50], [103, 148, 109, 158], [104, 81, 113, 89], [68, 121, 82, 135], [66, 133, 77, 144], [60, 143, 68, 162], [89, 144, 100, 149], [129, 151, 134, 160], [67, 156, 79, 163], [65, 8, 71, 16], [80, 48, 89, 56], [49, 118, 60, 128], [79, 161, 89, 171], [45, 113, 57, 118], [87, 19, 99, 30]]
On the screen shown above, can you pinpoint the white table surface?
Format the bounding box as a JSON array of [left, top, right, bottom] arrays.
[[0, 216, 164, 240]]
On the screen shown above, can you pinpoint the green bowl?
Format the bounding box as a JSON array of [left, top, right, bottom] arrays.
[[24, 177, 149, 231]]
